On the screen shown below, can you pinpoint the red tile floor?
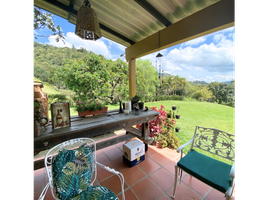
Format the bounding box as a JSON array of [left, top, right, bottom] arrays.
[[34, 139, 235, 200]]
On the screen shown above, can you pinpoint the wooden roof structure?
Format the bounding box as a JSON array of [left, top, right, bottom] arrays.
[[34, 0, 234, 97]]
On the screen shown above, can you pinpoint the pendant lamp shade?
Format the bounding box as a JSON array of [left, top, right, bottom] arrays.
[[75, 3, 101, 40], [156, 53, 163, 57]]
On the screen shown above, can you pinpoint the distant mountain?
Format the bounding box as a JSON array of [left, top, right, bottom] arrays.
[[191, 81, 209, 85], [161, 73, 171, 77]]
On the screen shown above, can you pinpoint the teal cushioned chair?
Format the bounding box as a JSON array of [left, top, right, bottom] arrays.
[[171, 126, 235, 200], [38, 138, 125, 200]]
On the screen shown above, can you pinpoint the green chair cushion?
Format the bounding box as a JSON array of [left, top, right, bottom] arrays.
[[177, 150, 232, 193], [70, 186, 118, 200], [52, 143, 93, 200]]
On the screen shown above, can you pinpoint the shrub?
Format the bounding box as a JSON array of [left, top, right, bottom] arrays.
[[157, 128, 180, 149], [136, 105, 180, 149], [136, 105, 167, 140]]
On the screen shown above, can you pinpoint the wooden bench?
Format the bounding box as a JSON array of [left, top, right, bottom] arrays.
[[172, 126, 235, 200]]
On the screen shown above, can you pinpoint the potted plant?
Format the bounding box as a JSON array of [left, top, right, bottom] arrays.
[[75, 100, 108, 117], [175, 110, 180, 119], [175, 127, 180, 133], [167, 110, 172, 118], [172, 105, 176, 110], [138, 97, 144, 110], [131, 95, 141, 109]]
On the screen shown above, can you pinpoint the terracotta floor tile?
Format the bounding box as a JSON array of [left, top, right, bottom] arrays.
[[100, 175, 128, 195], [161, 148, 181, 160], [163, 160, 177, 176], [166, 181, 202, 200], [182, 174, 210, 196], [96, 162, 116, 181], [158, 194, 173, 200], [101, 144, 118, 152], [149, 168, 174, 191], [137, 157, 161, 175], [34, 190, 42, 200], [206, 187, 235, 200], [116, 141, 126, 151], [34, 168, 45, 177], [104, 147, 123, 161], [96, 152, 110, 165], [121, 165, 146, 187], [111, 156, 129, 172], [145, 146, 158, 157], [117, 188, 139, 200], [150, 152, 171, 166], [131, 177, 163, 200], [34, 173, 44, 192]]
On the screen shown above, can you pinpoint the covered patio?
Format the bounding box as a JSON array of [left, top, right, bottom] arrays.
[[33, 0, 235, 199], [34, 136, 235, 200]]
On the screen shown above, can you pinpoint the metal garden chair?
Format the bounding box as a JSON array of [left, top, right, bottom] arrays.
[[172, 126, 235, 200], [38, 138, 125, 200]]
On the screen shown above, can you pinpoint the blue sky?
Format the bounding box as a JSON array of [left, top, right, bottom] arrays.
[[34, 9, 235, 83]]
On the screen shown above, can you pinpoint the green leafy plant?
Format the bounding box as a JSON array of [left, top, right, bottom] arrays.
[[157, 128, 180, 149], [74, 100, 105, 112]]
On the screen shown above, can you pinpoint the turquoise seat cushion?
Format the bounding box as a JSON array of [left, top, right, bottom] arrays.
[[177, 150, 232, 193], [52, 143, 93, 200], [70, 186, 118, 200]]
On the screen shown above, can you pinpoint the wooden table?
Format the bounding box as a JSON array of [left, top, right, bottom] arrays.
[[34, 109, 159, 170]]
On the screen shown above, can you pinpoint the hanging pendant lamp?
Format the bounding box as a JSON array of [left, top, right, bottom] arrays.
[[75, 0, 102, 40]]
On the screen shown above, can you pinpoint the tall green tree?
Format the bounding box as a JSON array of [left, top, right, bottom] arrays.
[[135, 59, 158, 101], [208, 82, 233, 104], [55, 53, 110, 102]]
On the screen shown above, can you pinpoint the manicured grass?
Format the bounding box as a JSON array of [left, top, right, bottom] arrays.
[[144, 100, 235, 165]]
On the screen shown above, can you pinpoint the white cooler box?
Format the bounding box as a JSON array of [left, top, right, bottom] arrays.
[[123, 139, 145, 167]]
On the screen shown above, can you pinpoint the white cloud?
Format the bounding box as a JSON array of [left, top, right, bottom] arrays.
[[166, 40, 234, 73], [47, 32, 113, 59], [183, 36, 207, 46], [215, 74, 234, 81], [187, 76, 196, 81], [165, 60, 182, 71]]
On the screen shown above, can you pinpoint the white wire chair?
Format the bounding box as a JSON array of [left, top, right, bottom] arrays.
[[38, 138, 125, 200]]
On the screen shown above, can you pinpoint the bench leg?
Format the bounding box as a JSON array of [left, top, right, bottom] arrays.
[[171, 164, 179, 199]]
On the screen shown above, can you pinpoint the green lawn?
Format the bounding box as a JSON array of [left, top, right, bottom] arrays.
[[144, 100, 235, 165]]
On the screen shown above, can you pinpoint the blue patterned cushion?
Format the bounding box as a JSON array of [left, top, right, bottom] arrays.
[[70, 186, 118, 200], [52, 143, 93, 200]]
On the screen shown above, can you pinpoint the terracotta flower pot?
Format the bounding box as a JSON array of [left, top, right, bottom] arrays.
[[78, 107, 108, 117]]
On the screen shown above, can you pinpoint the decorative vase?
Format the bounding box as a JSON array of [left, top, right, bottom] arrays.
[[78, 107, 108, 117]]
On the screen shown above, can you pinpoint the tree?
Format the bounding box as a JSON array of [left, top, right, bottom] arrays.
[[135, 59, 158, 101], [34, 7, 65, 43], [208, 82, 233, 104], [193, 85, 214, 101], [55, 53, 110, 102], [105, 59, 129, 104]]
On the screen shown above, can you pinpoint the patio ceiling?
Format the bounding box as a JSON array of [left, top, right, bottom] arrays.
[[34, 0, 234, 60]]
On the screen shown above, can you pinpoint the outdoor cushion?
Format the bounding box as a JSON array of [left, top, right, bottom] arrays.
[[70, 186, 118, 200], [52, 143, 93, 200], [177, 150, 232, 193]]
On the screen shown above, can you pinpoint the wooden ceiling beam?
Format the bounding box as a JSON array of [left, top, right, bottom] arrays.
[[126, 0, 234, 61]]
